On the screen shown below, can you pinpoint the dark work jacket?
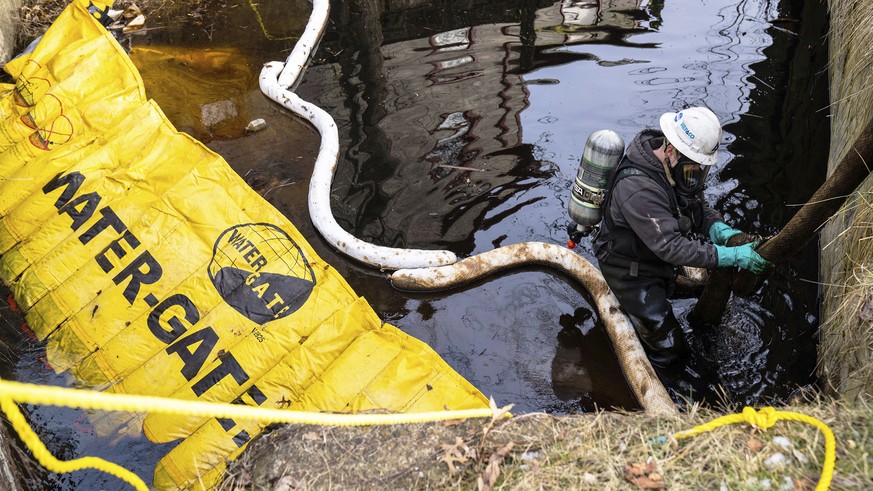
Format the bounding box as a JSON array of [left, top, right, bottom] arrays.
[[593, 129, 721, 275]]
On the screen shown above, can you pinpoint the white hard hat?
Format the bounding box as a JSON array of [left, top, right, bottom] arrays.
[[659, 107, 722, 166]]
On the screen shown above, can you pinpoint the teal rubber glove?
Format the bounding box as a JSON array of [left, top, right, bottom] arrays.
[[714, 243, 771, 274], [709, 221, 743, 245]]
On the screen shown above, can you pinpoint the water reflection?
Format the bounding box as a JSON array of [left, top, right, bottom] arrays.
[[551, 307, 638, 411], [300, 0, 826, 411], [131, 46, 258, 141], [302, 0, 658, 255]]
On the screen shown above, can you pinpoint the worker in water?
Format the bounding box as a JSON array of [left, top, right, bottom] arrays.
[[593, 106, 770, 368]]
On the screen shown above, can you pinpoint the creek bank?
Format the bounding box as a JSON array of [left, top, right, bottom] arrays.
[[222, 400, 873, 490], [819, 0, 873, 401]]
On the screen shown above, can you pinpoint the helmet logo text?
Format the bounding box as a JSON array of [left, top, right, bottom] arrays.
[[679, 121, 695, 140]]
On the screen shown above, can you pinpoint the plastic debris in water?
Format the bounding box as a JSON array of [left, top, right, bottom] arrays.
[[246, 118, 268, 133]]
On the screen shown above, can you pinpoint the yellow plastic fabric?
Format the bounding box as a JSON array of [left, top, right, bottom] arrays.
[[0, 1, 488, 489]]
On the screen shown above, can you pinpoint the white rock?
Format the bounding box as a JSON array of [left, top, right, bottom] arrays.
[[746, 477, 772, 489], [764, 452, 788, 469], [201, 100, 238, 128], [521, 451, 539, 461], [772, 436, 793, 449], [793, 449, 809, 464]]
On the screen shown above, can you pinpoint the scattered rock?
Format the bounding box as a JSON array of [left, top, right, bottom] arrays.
[[201, 100, 238, 128], [748, 437, 763, 452], [746, 477, 773, 489], [772, 436, 793, 450], [123, 14, 146, 34], [764, 452, 788, 469], [272, 475, 300, 491], [792, 449, 808, 464]]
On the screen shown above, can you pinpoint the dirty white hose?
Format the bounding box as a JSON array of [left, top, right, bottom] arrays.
[[258, 0, 458, 269], [391, 242, 677, 415], [261, 1, 672, 412]]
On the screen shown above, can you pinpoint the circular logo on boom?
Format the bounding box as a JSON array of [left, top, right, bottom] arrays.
[[208, 223, 316, 325]]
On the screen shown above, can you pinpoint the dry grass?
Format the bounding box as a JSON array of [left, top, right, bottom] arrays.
[[824, 0, 873, 133], [15, 0, 68, 44], [13, 0, 206, 52], [222, 396, 873, 490], [819, 0, 873, 402], [820, 189, 873, 400]]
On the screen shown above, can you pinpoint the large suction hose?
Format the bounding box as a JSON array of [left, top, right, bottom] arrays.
[[259, 0, 674, 414], [391, 242, 677, 415]]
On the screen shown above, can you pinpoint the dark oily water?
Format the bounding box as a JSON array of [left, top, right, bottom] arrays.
[[298, 0, 827, 411], [0, 0, 827, 487]]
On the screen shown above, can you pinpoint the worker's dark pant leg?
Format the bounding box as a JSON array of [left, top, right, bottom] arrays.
[[598, 262, 688, 367]]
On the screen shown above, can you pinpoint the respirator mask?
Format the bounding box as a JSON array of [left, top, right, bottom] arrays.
[[672, 155, 709, 196]]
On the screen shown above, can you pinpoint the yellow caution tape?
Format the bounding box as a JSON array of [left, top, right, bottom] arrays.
[[674, 406, 836, 491]]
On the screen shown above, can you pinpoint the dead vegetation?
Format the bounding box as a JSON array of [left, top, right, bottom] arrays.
[[13, 0, 209, 53], [15, 0, 67, 44], [819, 0, 873, 401], [820, 189, 873, 400], [221, 396, 873, 490]]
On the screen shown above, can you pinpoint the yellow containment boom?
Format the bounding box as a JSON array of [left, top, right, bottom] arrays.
[[0, 1, 488, 489]]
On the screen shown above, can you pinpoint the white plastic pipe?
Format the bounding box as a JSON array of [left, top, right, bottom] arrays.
[[259, 0, 458, 270], [391, 242, 677, 415]]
